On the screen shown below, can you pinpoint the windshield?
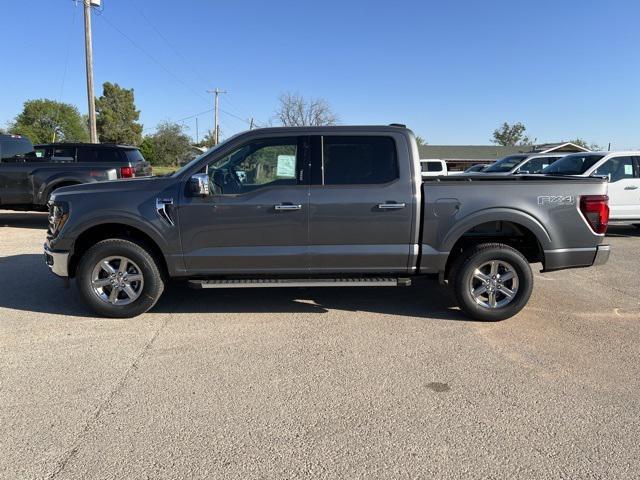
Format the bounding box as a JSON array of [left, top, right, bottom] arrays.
[[484, 155, 527, 173], [541, 154, 605, 175]]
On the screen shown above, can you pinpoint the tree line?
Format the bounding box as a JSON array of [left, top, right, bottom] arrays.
[[4, 85, 344, 166], [3, 83, 602, 167]]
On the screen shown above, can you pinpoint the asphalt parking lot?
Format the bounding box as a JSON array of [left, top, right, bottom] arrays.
[[1, 211, 639, 479]]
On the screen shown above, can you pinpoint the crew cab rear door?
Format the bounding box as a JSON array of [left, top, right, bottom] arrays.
[[308, 133, 415, 272]]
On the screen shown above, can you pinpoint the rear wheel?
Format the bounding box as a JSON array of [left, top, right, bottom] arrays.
[[77, 238, 164, 318], [450, 243, 533, 321]]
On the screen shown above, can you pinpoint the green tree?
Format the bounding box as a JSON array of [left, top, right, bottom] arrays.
[[194, 129, 216, 149], [10, 99, 89, 143], [144, 121, 192, 166], [139, 137, 156, 164], [415, 135, 427, 146], [95, 82, 143, 145], [491, 122, 535, 146]]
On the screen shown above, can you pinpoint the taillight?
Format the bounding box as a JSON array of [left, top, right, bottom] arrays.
[[120, 166, 135, 178], [580, 195, 609, 234]]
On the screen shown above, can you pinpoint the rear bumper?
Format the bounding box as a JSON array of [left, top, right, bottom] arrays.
[[44, 243, 70, 278], [542, 245, 610, 272]]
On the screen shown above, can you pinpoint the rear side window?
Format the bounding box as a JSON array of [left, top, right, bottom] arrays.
[[422, 161, 443, 172], [124, 149, 145, 163], [77, 147, 123, 162], [593, 156, 636, 182], [322, 136, 398, 185]]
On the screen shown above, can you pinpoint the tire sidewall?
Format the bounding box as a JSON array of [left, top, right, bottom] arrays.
[[454, 246, 533, 321], [77, 239, 163, 318]]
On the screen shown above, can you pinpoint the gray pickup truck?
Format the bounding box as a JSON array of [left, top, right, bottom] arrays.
[[44, 125, 611, 321], [0, 136, 151, 211]]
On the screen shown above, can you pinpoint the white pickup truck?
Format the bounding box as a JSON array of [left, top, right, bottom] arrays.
[[543, 151, 640, 226]]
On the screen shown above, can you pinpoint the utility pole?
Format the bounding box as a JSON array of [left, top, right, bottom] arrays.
[[249, 117, 254, 130], [207, 88, 226, 145], [83, 0, 98, 143]]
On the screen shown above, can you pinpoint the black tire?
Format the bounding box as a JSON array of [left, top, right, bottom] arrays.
[[76, 238, 164, 318], [449, 243, 533, 321]]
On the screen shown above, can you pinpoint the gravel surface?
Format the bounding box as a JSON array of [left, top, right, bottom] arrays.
[[1, 211, 639, 479]]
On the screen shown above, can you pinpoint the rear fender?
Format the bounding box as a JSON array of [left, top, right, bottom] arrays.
[[440, 208, 552, 252]]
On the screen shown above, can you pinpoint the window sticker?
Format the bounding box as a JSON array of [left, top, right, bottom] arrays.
[[276, 155, 296, 178], [624, 164, 633, 175]]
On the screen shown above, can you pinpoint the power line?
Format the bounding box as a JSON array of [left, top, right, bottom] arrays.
[[93, 6, 260, 135], [141, 107, 214, 133], [94, 9, 209, 103], [129, 0, 210, 87]]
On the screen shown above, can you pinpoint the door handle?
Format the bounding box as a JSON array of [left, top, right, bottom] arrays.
[[377, 202, 406, 210], [274, 203, 302, 211], [624, 185, 638, 190]]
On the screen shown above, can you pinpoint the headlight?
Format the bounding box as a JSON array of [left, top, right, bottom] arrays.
[[48, 201, 69, 238]]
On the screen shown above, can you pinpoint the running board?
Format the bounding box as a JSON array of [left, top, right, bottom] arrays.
[[189, 277, 411, 289]]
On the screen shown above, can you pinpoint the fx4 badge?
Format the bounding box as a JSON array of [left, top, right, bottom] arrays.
[[537, 195, 574, 206]]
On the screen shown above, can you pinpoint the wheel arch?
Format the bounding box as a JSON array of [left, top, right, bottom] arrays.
[[441, 209, 551, 276], [68, 222, 169, 279]]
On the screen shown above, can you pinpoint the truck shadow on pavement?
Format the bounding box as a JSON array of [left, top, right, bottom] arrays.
[[606, 226, 640, 238], [0, 254, 467, 321], [0, 212, 48, 229]]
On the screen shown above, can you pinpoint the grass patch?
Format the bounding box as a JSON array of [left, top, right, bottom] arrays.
[[152, 165, 177, 176]]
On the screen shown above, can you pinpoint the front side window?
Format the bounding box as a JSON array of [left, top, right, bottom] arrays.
[[207, 137, 299, 194], [593, 156, 636, 182], [323, 136, 398, 185]]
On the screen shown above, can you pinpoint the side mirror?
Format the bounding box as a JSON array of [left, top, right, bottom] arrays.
[[187, 173, 210, 196]]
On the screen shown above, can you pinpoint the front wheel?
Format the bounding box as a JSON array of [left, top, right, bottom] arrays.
[[77, 238, 164, 318], [450, 243, 533, 321]]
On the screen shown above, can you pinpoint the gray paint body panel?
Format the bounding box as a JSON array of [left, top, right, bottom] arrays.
[[45, 126, 609, 279]]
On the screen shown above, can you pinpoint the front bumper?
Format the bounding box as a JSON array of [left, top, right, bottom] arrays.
[[44, 243, 70, 277], [542, 244, 610, 272]]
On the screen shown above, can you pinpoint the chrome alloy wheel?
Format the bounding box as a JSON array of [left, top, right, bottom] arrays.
[[469, 260, 519, 309], [91, 256, 144, 306]]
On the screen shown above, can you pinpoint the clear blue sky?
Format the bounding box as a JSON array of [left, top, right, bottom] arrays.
[[1, 0, 638, 148]]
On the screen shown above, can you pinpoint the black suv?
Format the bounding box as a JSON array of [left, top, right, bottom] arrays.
[[33, 143, 152, 178], [0, 140, 151, 211]]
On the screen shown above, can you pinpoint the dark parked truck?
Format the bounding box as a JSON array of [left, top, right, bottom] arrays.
[[0, 139, 151, 211], [44, 126, 611, 320]]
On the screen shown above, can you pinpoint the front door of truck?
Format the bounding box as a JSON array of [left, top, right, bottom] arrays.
[[179, 136, 310, 274], [308, 134, 414, 272], [593, 156, 640, 220]]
